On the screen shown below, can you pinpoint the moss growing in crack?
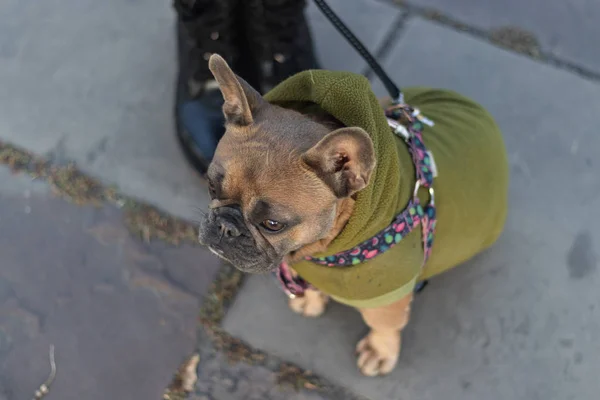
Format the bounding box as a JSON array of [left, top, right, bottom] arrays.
[[421, 8, 471, 32], [0, 141, 115, 205], [0, 141, 202, 245], [199, 264, 244, 328], [47, 163, 107, 205], [0, 145, 38, 171], [276, 363, 323, 391], [490, 26, 541, 58], [123, 202, 199, 245], [208, 328, 267, 364]]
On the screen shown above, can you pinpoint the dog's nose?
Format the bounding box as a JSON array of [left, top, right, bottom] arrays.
[[219, 219, 241, 238]]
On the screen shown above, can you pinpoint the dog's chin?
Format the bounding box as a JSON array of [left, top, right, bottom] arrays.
[[207, 246, 280, 274]]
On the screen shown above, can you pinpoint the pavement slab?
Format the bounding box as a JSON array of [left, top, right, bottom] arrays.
[[0, 166, 220, 400], [223, 17, 600, 400], [399, 0, 600, 74]]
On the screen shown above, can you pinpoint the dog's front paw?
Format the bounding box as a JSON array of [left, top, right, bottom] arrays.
[[356, 330, 401, 376], [288, 289, 329, 318]]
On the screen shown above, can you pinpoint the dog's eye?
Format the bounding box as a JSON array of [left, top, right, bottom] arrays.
[[261, 219, 285, 232]]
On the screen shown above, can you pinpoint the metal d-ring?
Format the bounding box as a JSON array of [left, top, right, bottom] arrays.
[[413, 181, 435, 206]]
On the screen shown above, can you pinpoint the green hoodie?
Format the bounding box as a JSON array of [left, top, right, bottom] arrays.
[[264, 71, 508, 308]]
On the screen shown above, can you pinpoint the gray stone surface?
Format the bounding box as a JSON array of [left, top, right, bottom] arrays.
[[223, 18, 600, 400], [2, 0, 599, 398], [0, 0, 209, 222], [402, 0, 600, 74], [0, 166, 220, 400], [307, 0, 402, 74]]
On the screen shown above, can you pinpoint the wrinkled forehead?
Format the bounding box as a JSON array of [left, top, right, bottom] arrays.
[[209, 142, 332, 215], [212, 136, 296, 181]]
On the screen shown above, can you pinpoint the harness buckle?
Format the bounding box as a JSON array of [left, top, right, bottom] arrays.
[[387, 118, 411, 142]]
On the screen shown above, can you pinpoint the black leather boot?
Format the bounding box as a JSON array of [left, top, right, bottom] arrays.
[[173, 0, 261, 176], [263, 0, 320, 90], [244, 0, 320, 92]]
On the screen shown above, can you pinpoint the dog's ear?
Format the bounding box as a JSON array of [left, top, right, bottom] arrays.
[[208, 54, 264, 126], [302, 127, 376, 198]]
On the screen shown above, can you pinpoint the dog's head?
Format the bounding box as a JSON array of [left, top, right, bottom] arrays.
[[198, 55, 375, 273]]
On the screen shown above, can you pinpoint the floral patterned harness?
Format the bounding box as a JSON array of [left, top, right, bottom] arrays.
[[276, 100, 438, 298]]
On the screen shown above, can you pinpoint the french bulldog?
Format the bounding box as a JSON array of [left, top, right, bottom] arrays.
[[198, 54, 508, 376]]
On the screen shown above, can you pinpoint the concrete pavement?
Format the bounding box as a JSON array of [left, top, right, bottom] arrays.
[[0, 167, 220, 400], [1, 0, 599, 399]]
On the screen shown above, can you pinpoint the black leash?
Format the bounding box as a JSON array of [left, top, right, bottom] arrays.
[[313, 0, 402, 102]]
